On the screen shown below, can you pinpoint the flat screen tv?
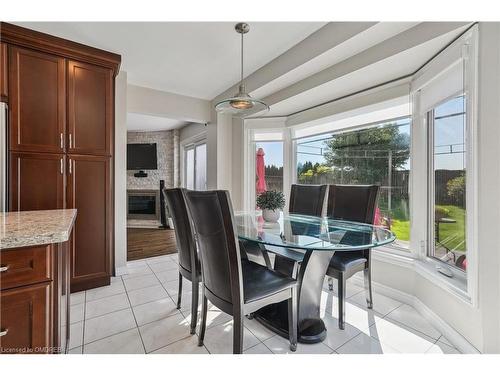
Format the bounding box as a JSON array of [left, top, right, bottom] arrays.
[[127, 143, 158, 170]]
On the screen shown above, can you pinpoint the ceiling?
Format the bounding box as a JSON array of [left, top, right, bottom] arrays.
[[127, 113, 188, 132], [14, 22, 325, 100], [264, 26, 469, 117]]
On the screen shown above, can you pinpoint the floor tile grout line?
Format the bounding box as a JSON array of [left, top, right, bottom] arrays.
[[122, 275, 148, 354], [145, 332, 200, 354], [81, 290, 87, 352]]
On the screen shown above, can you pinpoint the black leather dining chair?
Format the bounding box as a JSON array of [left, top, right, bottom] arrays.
[[289, 184, 328, 216], [271, 184, 328, 273], [325, 184, 379, 329], [184, 190, 298, 354], [163, 188, 201, 335]]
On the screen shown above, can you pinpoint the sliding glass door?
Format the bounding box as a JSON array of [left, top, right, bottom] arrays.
[[184, 141, 207, 191]]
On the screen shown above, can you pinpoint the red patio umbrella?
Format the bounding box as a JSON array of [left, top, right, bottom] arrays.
[[256, 147, 267, 195]]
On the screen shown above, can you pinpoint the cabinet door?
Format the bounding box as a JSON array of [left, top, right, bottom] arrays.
[[0, 283, 51, 354], [67, 60, 113, 156], [9, 152, 65, 211], [9, 46, 66, 153], [67, 155, 112, 291], [1, 43, 7, 102]]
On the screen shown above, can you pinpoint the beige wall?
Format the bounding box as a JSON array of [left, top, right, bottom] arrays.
[[114, 71, 128, 269]]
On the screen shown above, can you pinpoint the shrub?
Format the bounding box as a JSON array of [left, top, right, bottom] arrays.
[[256, 190, 285, 211]]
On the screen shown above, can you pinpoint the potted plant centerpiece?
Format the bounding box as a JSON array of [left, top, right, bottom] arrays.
[[257, 190, 285, 223]]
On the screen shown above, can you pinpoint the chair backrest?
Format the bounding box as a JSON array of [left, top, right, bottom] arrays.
[[289, 184, 327, 217], [184, 190, 242, 309], [327, 184, 379, 224], [163, 188, 198, 275]]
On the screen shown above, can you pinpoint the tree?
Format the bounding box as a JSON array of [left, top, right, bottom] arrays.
[[323, 124, 410, 184], [447, 175, 465, 207]]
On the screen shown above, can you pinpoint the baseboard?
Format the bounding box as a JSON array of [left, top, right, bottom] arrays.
[[349, 274, 481, 354]]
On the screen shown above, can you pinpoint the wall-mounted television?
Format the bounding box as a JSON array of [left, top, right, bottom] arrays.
[[127, 143, 158, 170]]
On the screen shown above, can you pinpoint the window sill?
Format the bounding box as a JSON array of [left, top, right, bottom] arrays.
[[414, 258, 472, 305], [371, 247, 473, 306]]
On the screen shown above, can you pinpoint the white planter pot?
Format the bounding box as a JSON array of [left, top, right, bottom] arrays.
[[262, 209, 280, 223]]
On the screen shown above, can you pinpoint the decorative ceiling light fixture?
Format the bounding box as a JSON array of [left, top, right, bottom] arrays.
[[215, 22, 270, 117]]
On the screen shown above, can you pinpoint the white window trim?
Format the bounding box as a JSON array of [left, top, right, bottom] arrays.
[[181, 133, 207, 189], [243, 118, 290, 212], [410, 26, 478, 307]]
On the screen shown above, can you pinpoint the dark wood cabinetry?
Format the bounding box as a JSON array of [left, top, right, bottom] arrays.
[[9, 46, 66, 153], [1, 43, 7, 102], [9, 152, 65, 211], [1, 241, 71, 354], [1, 22, 120, 293], [67, 155, 112, 291], [68, 60, 113, 156], [0, 283, 52, 353]]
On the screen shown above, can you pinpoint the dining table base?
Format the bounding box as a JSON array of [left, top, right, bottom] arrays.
[[254, 302, 327, 343], [253, 248, 334, 344]]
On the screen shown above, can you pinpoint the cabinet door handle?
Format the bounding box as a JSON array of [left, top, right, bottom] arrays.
[[60, 159, 64, 175], [60, 133, 64, 149], [69, 134, 72, 148], [0, 265, 9, 272], [0, 329, 8, 337], [69, 159, 72, 174]]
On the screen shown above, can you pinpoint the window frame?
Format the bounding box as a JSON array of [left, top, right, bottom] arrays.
[[182, 137, 207, 190], [293, 115, 412, 253], [411, 26, 478, 305]]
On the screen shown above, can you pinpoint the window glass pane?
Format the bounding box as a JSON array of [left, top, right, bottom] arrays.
[[186, 148, 194, 190], [255, 141, 283, 208], [429, 95, 467, 272], [296, 118, 411, 249], [195, 143, 207, 190]]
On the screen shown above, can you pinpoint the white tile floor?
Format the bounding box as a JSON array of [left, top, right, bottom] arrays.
[[68, 253, 461, 354]]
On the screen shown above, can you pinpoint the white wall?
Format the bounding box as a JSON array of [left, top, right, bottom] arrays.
[[475, 22, 500, 353], [114, 71, 128, 269], [127, 84, 211, 123]]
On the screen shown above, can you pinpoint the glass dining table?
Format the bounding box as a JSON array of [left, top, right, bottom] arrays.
[[234, 212, 395, 344]]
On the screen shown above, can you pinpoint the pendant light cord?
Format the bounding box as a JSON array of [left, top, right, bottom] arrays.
[[240, 31, 244, 86]]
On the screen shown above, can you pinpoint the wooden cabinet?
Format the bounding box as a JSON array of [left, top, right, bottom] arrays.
[[0, 283, 52, 353], [1, 42, 7, 102], [9, 152, 65, 211], [9, 46, 66, 153], [2, 22, 120, 293], [68, 60, 113, 156], [1, 241, 71, 354], [67, 155, 112, 291]]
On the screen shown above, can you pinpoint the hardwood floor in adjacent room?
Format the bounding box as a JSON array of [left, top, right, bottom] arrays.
[[127, 228, 177, 261]]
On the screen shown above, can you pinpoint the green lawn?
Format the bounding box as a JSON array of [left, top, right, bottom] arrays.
[[390, 205, 466, 252]]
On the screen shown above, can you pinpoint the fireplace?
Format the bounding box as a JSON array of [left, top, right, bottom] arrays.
[[127, 190, 161, 221]]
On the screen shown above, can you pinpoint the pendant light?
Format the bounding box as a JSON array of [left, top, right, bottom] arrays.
[[215, 23, 270, 117]]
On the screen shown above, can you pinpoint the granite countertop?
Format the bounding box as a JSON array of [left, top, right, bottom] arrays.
[[0, 209, 77, 250]]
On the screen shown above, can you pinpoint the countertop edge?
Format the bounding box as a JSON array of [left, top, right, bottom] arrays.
[[0, 209, 77, 250]]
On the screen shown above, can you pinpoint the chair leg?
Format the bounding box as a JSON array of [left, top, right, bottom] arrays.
[[327, 277, 334, 291], [176, 273, 183, 309], [338, 273, 346, 330], [364, 268, 373, 309], [197, 290, 208, 346], [190, 279, 199, 334], [288, 287, 298, 352], [233, 313, 244, 354]]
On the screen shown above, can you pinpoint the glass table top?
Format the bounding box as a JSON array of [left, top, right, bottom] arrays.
[[235, 212, 395, 252]]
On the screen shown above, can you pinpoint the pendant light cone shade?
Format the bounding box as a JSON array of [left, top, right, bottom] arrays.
[[215, 23, 270, 117]]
